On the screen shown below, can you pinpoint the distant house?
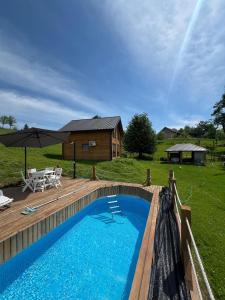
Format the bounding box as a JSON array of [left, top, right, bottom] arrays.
[[165, 143, 207, 164], [60, 116, 123, 161], [158, 127, 178, 139]]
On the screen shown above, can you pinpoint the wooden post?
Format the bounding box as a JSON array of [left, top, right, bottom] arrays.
[[25, 146, 27, 179], [91, 166, 99, 181], [181, 205, 192, 290], [146, 169, 151, 186], [168, 169, 174, 190], [167, 151, 170, 162], [171, 178, 176, 210], [73, 142, 76, 179], [143, 169, 151, 186]]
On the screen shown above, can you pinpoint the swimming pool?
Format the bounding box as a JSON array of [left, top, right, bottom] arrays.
[[0, 194, 150, 300]]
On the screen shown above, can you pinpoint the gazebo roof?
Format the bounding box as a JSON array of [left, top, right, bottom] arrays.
[[166, 143, 207, 152]]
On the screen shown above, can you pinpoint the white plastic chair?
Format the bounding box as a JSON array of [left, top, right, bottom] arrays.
[[50, 168, 62, 188], [21, 171, 34, 192], [31, 172, 46, 192], [27, 168, 36, 176]]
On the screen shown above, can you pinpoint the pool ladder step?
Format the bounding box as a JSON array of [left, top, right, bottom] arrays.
[[107, 199, 122, 217], [109, 205, 120, 209], [111, 210, 122, 214]]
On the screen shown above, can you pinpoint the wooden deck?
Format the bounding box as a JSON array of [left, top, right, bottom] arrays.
[[0, 178, 94, 242], [0, 177, 160, 300], [0, 178, 159, 242]]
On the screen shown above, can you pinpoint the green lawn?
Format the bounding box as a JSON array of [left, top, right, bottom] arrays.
[[0, 130, 224, 299]]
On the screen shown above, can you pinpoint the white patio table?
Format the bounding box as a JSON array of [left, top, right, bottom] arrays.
[[22, 169, 57, 192], [39, 169, 56, 189]]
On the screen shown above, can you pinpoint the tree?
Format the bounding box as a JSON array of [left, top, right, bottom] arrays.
[[92, 115, 101, 119], [183, 125, 192, 136], [24, 123, 29, 129], [200, 121, 216, 139], [157, 131, 164, 140], [123, 113, 156, 159], [8, 116, 16, 129], [216, 129, 225, 140], [179, 121, 217, 139], [0, 115, 9, 128], [212, 92, 225, 133]]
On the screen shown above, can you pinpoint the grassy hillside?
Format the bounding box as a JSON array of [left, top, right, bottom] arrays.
[[0, 128, 15, 134], [0, 134, 224, 299]]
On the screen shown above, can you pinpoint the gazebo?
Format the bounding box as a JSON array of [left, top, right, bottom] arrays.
[[165, 143, 207, 164]]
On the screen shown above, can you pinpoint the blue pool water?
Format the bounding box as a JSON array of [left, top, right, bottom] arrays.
[[0, 194, 150, 300]]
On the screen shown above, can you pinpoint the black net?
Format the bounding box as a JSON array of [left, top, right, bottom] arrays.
[[148, 187, 191, 300]]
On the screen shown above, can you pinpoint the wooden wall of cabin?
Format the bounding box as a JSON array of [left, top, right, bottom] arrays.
[[112, 125, 123, 158], [62, 131, 112, 161]]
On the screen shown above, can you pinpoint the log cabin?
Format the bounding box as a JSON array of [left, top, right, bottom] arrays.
[[60, 116, 123, 161]]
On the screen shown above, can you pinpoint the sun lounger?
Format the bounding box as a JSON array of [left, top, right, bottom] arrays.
[[0, 190, 13, 208]]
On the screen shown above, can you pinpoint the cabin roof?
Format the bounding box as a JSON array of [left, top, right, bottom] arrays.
[[166, 143, 207, 152], [60, 116, 122, 132]]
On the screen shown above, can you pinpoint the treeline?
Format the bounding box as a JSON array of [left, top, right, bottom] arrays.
[[0, 115, 17, 129], [159, 90, 225, 140], [182, 91, 225, 139], [177, 121, 224, 140]]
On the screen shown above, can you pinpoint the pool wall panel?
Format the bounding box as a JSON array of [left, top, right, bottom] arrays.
[[0, 185, 153, 264]]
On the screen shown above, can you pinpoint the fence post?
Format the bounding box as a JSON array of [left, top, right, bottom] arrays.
[[181, 205, 192, 290], [168, 170, 176, 209], [91, 166, 98, 181], [168, 169, 174, 190], [143, 169, 151, 186], [171, 178, 176, 210]]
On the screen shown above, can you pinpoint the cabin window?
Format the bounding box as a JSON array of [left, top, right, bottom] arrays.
[[82, 144, 89, 151]]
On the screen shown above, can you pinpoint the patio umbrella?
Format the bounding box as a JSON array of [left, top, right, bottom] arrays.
[[0, 127, 69, 178]]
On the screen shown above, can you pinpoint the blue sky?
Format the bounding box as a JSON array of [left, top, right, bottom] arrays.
[[0, 0, 225, 131]]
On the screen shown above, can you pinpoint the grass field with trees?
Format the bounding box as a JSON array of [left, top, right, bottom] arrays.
[[0, 128, 225, 299]]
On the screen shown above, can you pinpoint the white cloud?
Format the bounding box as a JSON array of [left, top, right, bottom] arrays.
[[167, 113, 203, 129], [0, 30, 111, 115], [0, 90, 91, 129], [176, 0, 225, 101], [98, 0, 225, 106], [99, 0, 197, 76]]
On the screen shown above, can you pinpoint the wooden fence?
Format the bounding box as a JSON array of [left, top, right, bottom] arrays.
[[168, 170, 215, 300]]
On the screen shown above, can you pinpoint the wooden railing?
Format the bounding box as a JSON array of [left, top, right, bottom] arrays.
[[168, 170, 215, 300]]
